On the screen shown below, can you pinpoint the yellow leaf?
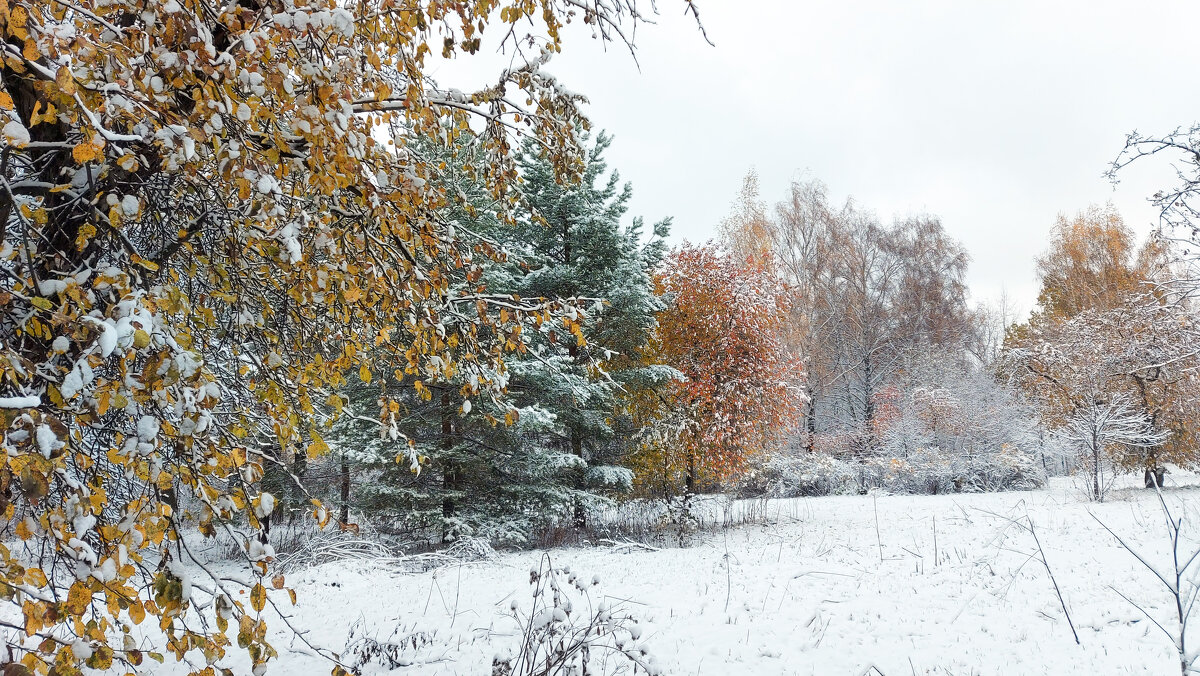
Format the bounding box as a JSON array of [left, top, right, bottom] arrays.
[[55, 65, 76, 96], [130, 254, 159, 271], [0, 91, 12, 110], [72, 142, 98, 164], [24, 568, 46, 587], [66, 580, 91, 615], [19, 467, 47, 502], [85, 644, 113, 670], [250, 583, 266, 612], [129, 600, 146, 625], [75, 223, 97, 250], [326, 394, 344, 415], [306, 430, 329, 458], [117, 153, 139, 171]]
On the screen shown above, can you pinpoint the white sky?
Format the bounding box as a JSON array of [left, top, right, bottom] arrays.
[[433, 0, 1200, 315]]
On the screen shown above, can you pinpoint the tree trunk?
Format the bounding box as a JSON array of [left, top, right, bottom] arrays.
[[804, 387, 817, 453], [685, 451, 696, 496], [1143, 466, 1166, 489], [562, 205, 585, 528], [338, 453, 351, 525], [571, 430, 588, 529], [862, 353, 875, 452], [1144, 447, 1166, 489], [440, 389, 460, 543]]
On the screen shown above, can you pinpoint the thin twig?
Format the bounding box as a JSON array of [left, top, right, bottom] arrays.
[[1027, 517, 1080, 645], [873, 495, 884, 563]]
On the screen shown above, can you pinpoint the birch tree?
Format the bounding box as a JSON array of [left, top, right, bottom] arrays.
[[0, 0, 703, 672]]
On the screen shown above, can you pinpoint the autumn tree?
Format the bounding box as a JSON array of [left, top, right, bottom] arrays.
[[718, 169, 774, 265], [766, 179, 838, 452], [1105, 118, 1200, 493], [1030, 205, 1145, 322], [891, 215, 972, 348], [1003, 299, 1200, 499], [1006, 207, 1200, 494], [0, 0, 702, 673], [639, 243, 805, 500], [761, 179, 972, 455]]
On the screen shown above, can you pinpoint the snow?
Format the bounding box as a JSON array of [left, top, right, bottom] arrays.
[[2, 120, 30, 147], [71, 639, 92, 661], [59, 359, 94, 400], [120, 194, 139, 217], [256, 492, 276, 518], [96, 320, 118, 357], [34, 424, 57, 458], [150, 475, 1200, 675], [136, 415, 159, 442], [0, 395, 40, 408]]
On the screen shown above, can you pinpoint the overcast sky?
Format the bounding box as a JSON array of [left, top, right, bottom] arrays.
[[437, 1, 1200, 315]]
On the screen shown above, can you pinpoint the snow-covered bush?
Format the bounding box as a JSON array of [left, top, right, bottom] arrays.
[[867, 350, 1045, 493], [962, 443, 1046, 491], [737, 349, 1047, 497], [343, 553, 657, 674], [739, 443, 1043, 498], [662, 493, 702, 545], [735, 451, 859, 497], [864, 444, 1043, 494]]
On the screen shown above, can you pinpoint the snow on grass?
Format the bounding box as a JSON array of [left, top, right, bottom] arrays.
[[155, 474, 1200, 675]]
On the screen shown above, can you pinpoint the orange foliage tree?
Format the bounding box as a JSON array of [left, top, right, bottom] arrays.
[[636, 243, 805, 498]]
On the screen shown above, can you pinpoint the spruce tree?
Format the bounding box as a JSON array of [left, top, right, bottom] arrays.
[[325, 132, 671, 544], [502, 132, 674, 523]]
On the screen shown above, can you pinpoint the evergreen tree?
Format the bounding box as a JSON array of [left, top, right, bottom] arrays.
[[324, 132, 672, 544], [502, 133, 674, 517]]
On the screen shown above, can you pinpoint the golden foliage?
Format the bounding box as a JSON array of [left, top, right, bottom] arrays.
[[0, 0, 696, 672], [1008, 205, 1200, 474]]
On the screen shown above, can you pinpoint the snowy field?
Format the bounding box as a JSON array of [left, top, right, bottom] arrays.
[[156, 474, 1200, 675]]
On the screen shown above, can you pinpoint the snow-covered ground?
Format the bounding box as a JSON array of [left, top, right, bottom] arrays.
[[158, 474, 1200, 675]]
